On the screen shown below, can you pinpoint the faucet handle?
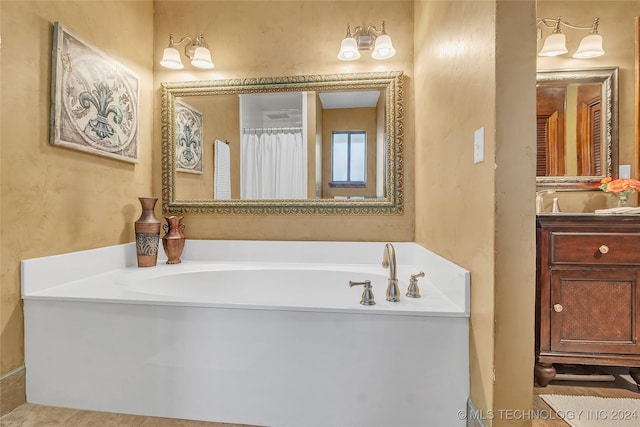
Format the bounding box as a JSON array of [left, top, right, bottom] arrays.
[[406, 272, 425, 298], [349, 280, 376, 305]]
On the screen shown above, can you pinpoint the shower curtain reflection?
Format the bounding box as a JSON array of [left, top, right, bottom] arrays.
[[240, 128, 307, 199]]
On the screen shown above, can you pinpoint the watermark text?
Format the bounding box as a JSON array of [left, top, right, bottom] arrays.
[[457, 408, 638, 422]]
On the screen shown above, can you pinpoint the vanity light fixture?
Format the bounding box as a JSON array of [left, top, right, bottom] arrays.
[[537, 17, 605, 59], [160, 33, 214, 70], [337, 21, 396, 61]]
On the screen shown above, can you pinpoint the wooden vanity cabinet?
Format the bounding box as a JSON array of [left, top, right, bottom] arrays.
[[535, 214, 640, 390]]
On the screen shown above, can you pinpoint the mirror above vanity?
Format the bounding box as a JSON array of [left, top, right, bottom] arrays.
[[536, 67, 618, 189], [161, 71, 404, 214]]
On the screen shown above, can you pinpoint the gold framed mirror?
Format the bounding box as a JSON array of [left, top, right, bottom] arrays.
[[161, 71, 404, 214], [635, 17, 639, 181], [536, 67, 618, 189]]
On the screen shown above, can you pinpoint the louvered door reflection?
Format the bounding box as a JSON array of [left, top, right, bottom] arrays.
[[576, 83, 603, 176], [536, 86, 566, 176]]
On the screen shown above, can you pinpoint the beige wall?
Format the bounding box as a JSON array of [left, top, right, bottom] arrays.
[[537, 1, 639, 212], [414, 1, 536, 426], [315, 93, 324, 197], [493, 2, 537, 425], [153, 1, 415, 241], [0, 0, 155, 375], [306, 92, 318, 198]]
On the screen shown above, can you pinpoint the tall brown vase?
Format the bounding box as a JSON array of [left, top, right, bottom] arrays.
[[134, 197, 161, 267], [162, 216, 185, 264]]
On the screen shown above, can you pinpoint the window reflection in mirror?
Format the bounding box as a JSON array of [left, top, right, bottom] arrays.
[[331, 131, 367, 186]]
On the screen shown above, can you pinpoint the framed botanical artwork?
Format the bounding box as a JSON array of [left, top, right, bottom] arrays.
[[175, 99, 203, 174], [50, 22, 140, 163]]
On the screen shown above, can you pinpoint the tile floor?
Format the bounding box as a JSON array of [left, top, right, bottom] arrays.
[[2, 367, 638, 427], [0, 404, 260, 427]]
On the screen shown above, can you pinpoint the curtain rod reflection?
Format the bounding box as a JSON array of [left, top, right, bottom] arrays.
[[243, 127, 302, 134]]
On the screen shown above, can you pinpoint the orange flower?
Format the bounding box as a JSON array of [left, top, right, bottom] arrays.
[[603, 178, 640, 194]]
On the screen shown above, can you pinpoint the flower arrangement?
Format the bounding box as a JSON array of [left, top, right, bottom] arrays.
[[599, 177, 640, 206]]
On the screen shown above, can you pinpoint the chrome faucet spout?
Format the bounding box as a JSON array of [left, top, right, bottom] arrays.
[[382, 243, 396, 280], [382, 243, 400, 302]]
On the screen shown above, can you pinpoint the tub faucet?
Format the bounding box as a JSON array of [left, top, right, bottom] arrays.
[[382, 243, 400, 302]]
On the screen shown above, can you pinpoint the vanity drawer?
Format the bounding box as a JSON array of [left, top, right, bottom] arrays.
[[550, 232, 640, 265]]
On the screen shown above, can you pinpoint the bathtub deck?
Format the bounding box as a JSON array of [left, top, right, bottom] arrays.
[[23, 261, 466, 317]]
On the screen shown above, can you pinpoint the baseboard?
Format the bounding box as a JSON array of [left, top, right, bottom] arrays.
[[466, 398, 488, 427], [0, 365, 26, 417]]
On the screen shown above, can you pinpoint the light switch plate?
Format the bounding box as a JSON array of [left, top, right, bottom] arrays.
[[474, 127, 484, 164], [619, 164, 631, 179]]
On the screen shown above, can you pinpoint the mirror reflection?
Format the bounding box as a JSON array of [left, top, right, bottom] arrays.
[[161, 71, 404, 214], [536, 67, 618, 188]]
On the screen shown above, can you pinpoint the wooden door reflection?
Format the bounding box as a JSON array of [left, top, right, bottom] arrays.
[[537, 83, 602, 177], [537, 86, 565, 176]]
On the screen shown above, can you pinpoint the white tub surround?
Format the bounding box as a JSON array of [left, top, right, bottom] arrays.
[[22, 240, 470, 427]]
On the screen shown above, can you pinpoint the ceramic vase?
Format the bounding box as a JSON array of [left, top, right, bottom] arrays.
[[162, 216, 185, 264], [134, 197, 161, 267]]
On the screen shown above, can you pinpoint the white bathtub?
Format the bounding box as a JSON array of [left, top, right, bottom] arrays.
[[22, 240, 470, 427]]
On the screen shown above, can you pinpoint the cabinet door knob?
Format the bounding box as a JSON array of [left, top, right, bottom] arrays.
[[553, 304, 563, 313], [599, 245, 609, 254]]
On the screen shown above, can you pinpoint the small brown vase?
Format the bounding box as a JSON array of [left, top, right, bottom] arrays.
[[134, 197, 161, 267], [162, 216, 185, 264]]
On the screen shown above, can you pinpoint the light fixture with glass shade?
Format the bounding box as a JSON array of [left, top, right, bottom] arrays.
[[160, 33, 214, 70], [337, 21, 396, 61], [573, 20, 605, 58], [537, 17, 604, 59]]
